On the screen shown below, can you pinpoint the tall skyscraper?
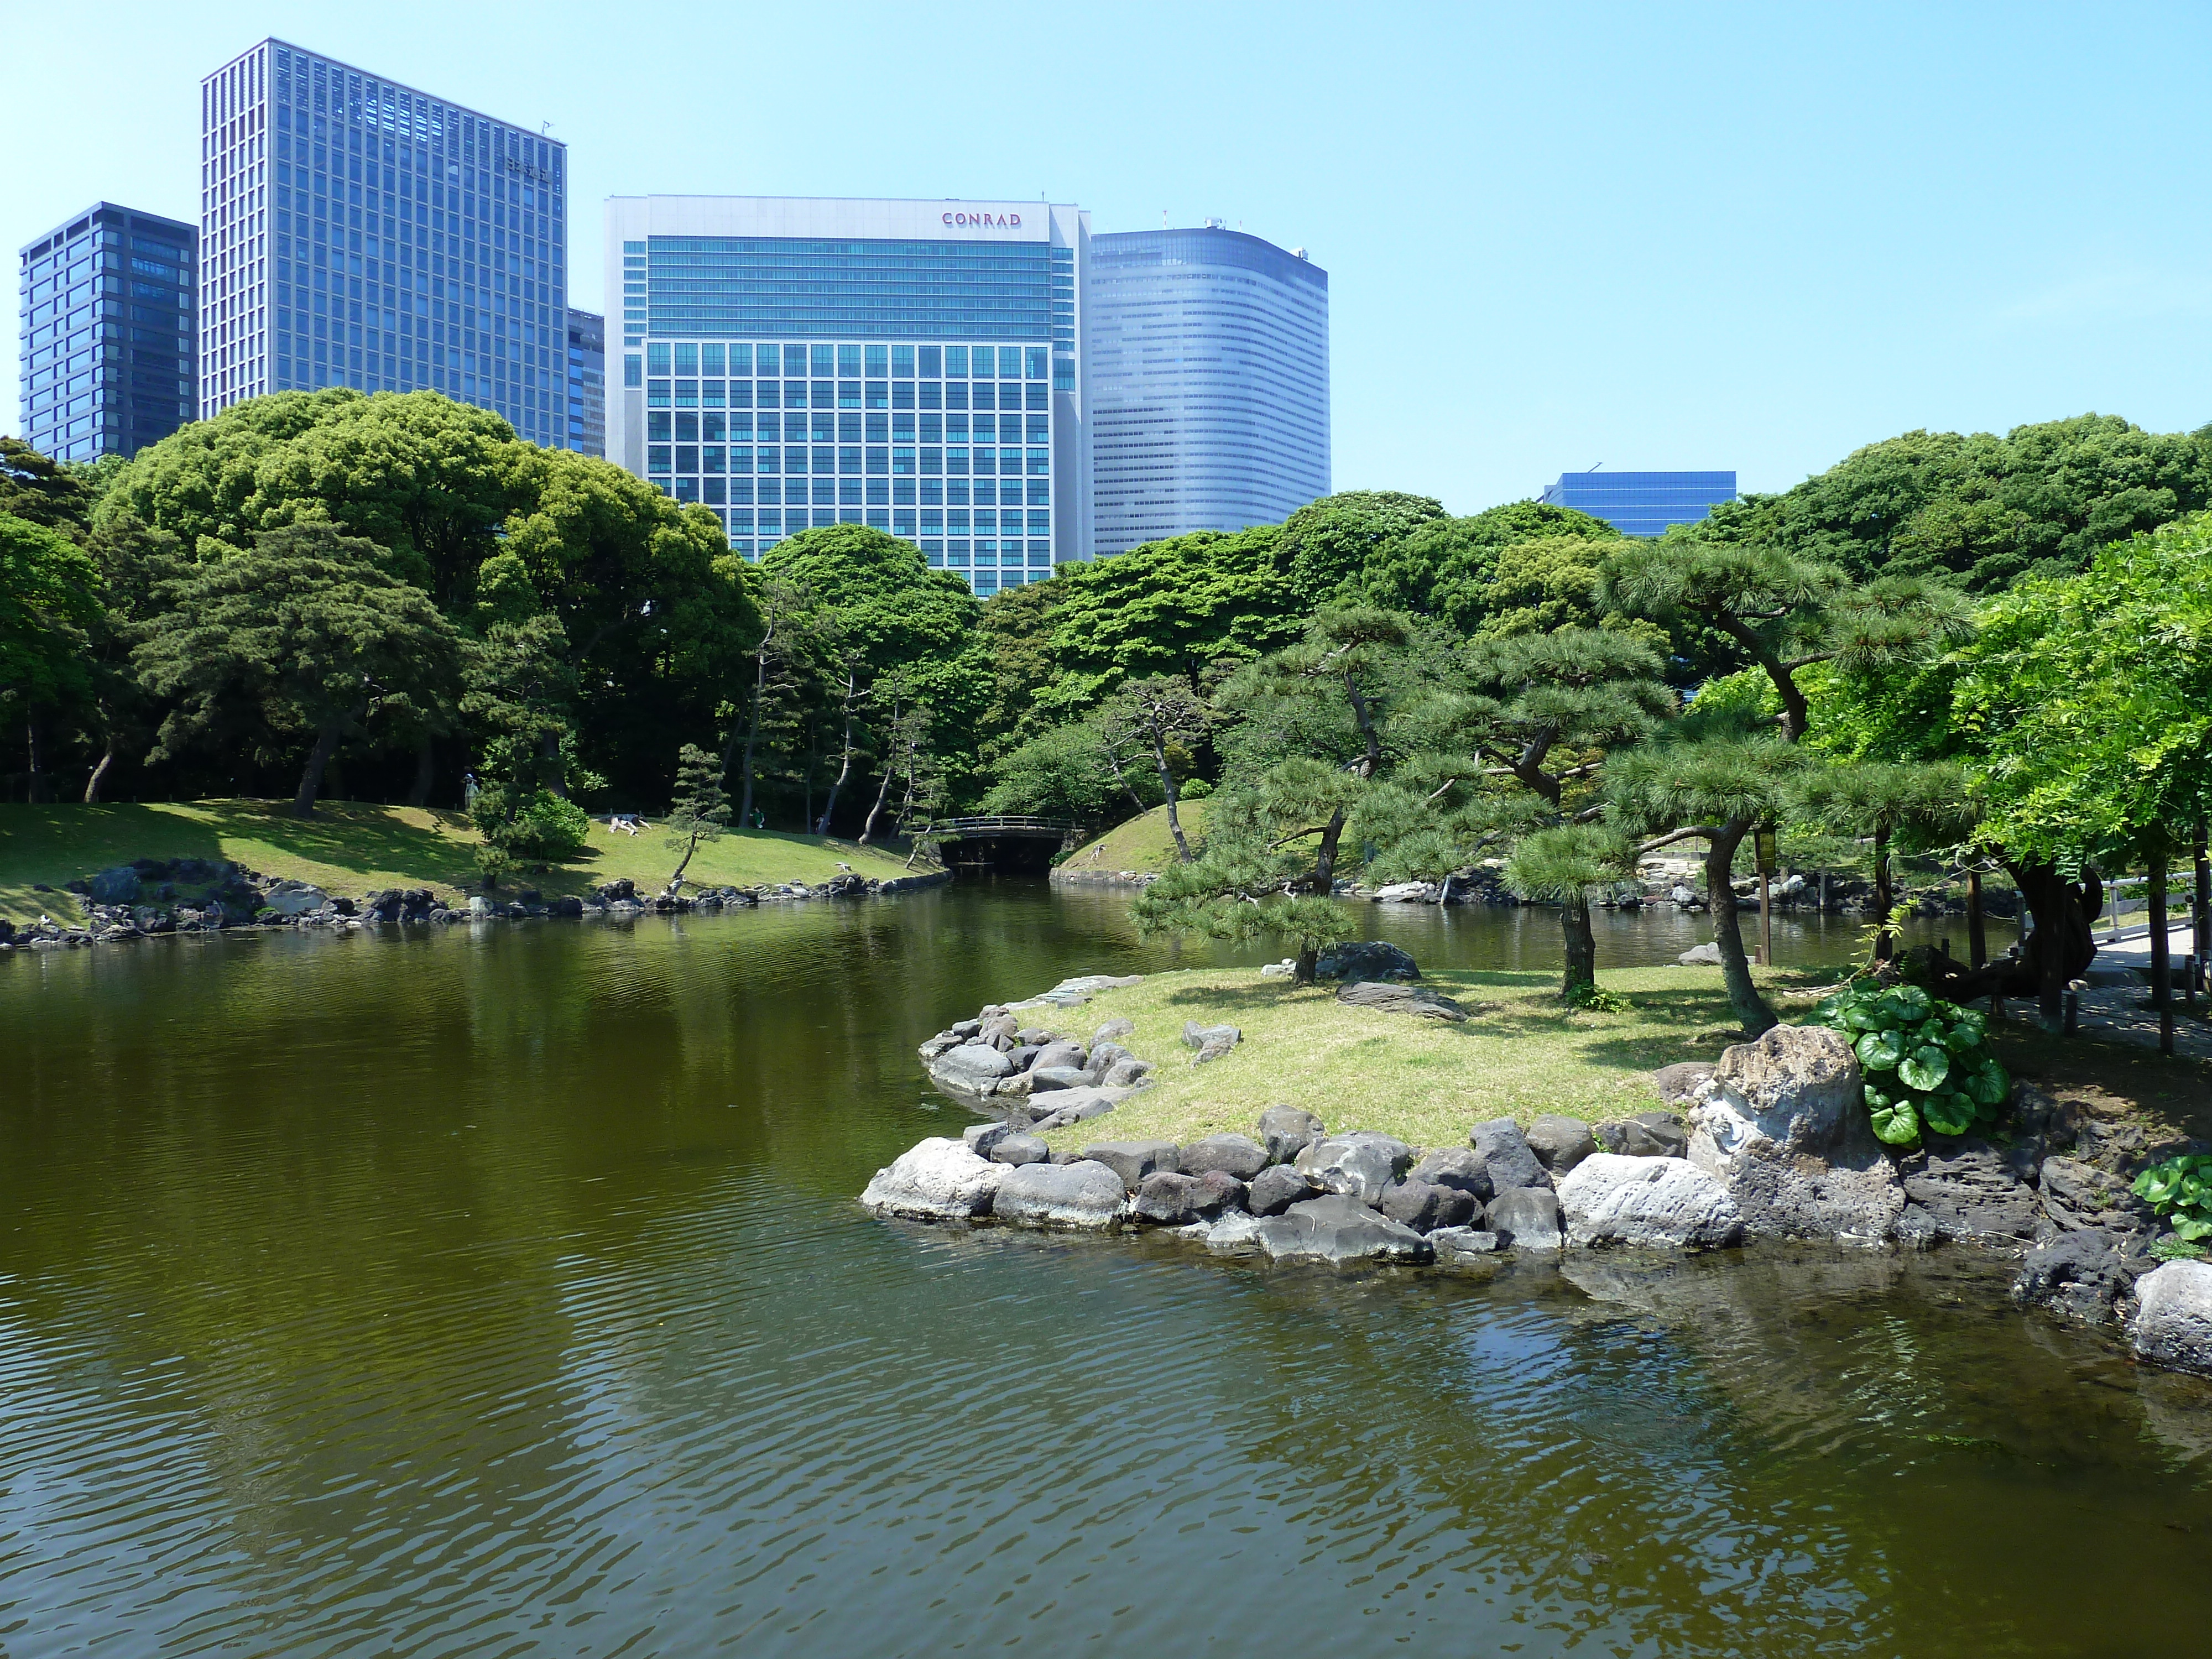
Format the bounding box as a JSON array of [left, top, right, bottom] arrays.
[[1086, 225, 1329, 558], [198, 40, 566, 447], [17, 204, 196, 462], [603, 196, 1088, 589], [1540, 470, 1737, 537], [566, 307, 604, 458]]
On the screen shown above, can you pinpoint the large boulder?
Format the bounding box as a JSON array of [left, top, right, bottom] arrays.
[[2039, 1157, 2158, 1237], [1131, 1171, 1223, 1226], [1557, 1154, 1745, 1250], [992, 1160, 1128, 1230], [1181, 1133, 1269, 1181], [1484, 1187, 1564, 1250], [1378, 1179, 1478, 1233], [860, 1138, 1006, 1221], [1430, 1226, 1505, 1265], [1470, 1120, 1551, 1193], [1650, 1064, 1714, 1108], [1526, 1115, 1597, 1175], [1259, 1105, 1326, 1165], [1254, 1194, 1433, 1265], [2131, 1261, 2212, 1377], [1314, 940, 1421, 982], [1031, 1041, 1088, 1072], [1082, 1139, 1181, 1188], [1024, 1087, 1135, 1133], [1409, 1147, 1493, 1202], [2012, 1228, 2146, 1326], [1295, 1131, 1416, 1205], [935, 1043, 1014, 1085], [1334, 982, 1467, 1021], [1030, 1065, 1095, 1092], [260, 882, 330, 919], [1900, 1140, 2042, 1247], [1248, 1164, 1319, 1216], [991, 1133, 1051, 1167], [88, 865, 142, 905]]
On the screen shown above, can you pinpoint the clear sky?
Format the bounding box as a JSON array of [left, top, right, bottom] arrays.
[[8, 1, 2212, 514]]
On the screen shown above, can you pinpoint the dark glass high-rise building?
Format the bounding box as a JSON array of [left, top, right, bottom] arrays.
[[199, 39, 566, 446], [566, 307, 603, 457], [1540, 470, 1737, 537], [17, 204, 197, 461]]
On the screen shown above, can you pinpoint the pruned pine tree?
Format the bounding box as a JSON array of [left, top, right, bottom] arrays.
[[1790, 760, 1975, 964], [1098, 674, 1212, 861], [664, 742, 732, 892]]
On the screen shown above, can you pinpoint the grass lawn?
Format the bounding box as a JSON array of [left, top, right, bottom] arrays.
[[1055, 800, 1210, 877], [1040, 964, 1834, 1156], [0, 801, 926, 925]]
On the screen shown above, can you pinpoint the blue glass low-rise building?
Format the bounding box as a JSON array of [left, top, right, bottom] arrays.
[[603, 196, 1088, 588], [17, 204, 196, 461], [1540, 469, 1737, 537], [199, 39, 566, 447]]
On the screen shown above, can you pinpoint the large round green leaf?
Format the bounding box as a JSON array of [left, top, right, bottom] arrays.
[[1921, 1091, 1976, 1136], [1856, 1030, 1905, 1071], [1865, 1083, 1892, 1111], [1963, 1062, 2010, 1108], [1844, 1005, 1884, 1032], [1897, 1045, 1952, 1092], [1870, 1098, 1922, 1146], [1950, 1009, 1989, 1044]]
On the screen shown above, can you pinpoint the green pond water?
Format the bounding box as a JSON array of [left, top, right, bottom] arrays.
[[4, 885, 2209, 1657]]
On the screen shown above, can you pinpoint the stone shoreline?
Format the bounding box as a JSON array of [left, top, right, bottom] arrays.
[[863, 969, 2212, 1386]]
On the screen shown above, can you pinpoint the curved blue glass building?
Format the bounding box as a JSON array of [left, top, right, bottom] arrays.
[[1086, 226, 1329, 557]]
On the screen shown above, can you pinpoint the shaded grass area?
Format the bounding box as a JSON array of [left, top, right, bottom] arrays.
[[0, 801, 924, 925], [1987, 1021, 2212, 1143], [1055, 800, 1210, 877], [1040, 964, 1832, 1155]]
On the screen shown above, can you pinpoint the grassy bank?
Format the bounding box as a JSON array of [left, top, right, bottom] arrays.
[[1041, 964, 1831, 1154], [0, 801, 926, 924], [1055, 800, 1211, 877]]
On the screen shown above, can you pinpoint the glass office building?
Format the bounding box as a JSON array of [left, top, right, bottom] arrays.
[[566, 307, 604, 458], [1087, 226, 1329, 557], [18, 204, 197, 461], [199, 39, 566, 447], [604, 196, 1088, 588], [1540, 470, 1737, 537]]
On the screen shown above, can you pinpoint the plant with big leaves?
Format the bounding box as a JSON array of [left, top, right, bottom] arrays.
[[2133, 1156, 2212, 1243], [1809, 978, 2011, 1148]]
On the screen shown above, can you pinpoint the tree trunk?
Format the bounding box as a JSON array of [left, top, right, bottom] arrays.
[[1293, 943, 1318, 985], [294, 720, 347, 819], [2195, 821, 2210, 1003], [815, 674, 858, 836], [859, 755, 897, 847], [406, 735, 435, 808], [1967, 869, 1987, 968], [2150, 846, 2172, 1010], [24, 718, 49, 804], [2008, 858, 2101, 1029], [1146, 724, 1192, 862], [1708, 818, 1775, 1035], [1872, 823, 1895, 962], [735, 645, 769, 830], [1819, 867, 1831, 914], [667, 830, 702, 893], [1560, 891, 1597, 1001], [84, 733, 119, 804], [1311, 806, 1349, 894], [539, 727, 567, 799]]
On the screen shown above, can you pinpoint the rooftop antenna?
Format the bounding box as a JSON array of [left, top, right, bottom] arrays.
[[540, 120, 553, 135], [1588, 461, 1603, 472], [1162, 208, 1168, 228]]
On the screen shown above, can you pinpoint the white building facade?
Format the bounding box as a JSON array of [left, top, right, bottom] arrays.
[[604, 196, 1089, 588]]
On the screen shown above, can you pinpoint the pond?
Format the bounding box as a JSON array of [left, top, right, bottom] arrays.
[[6, 884, 2205, 1657]]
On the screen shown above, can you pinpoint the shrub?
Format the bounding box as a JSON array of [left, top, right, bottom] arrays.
[[472, 787, 589, 860], [1808, 979, 2010, 1149], [2134, 1156, 2212, 1243]]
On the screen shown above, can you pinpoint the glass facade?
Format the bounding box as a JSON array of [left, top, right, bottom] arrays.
[[200, 39, 567, 447], [566, 307, 603, 458], [1540, 471, 1738, 538], [606, 198, 1088, 588], [1087, 227, 1330, 557], [17, 204, 196, 461]]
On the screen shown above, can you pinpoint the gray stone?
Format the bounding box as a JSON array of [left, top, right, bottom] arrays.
[[1024, 1088, 1133, 1132], [1678, 942, 1724, 966], [1313, 940, 1421, 982], [2039, 1156, 2157, 1237], [1192, 1170, 1248, 1214], [1649, 1063, 1714, 1107], [1254, 1194, 1433, 1265], [990, 1133, 1051, 1167], [1203, 1212, 1268, 1255], [88, 866, 142, 905], [1082, 1139, 1181, 1187], [859, 1138, 1006, 1221], [1032, 1041, 1088, 1073], [1408, 1147, 1493, 1202], [2131, 1261, 2212, 1377], [1295, 1131, 1416, 1205], [1101, 1058, 1155, 1088], [1557, 1154, 1745, 1250], [1378, 1179, 1479, 1233], [1030, 1065, 1094, 1092], [1182, 1133, 1270, 1181], [1485, 1186, 1564, 1250], [1182, 1020, 1241, 1050], [1470, 1120, 1552, 1193], [1093, 1016, 1136, 1046], [993, 1160, 1129, 1230], [1599, 1111, 1689, 1159], [1900, 1139, 2042, 1246], [259, 883, 328, 919], [1334, 980, 1467, 1021], [1430, 1227, 1504, 1265], [1259, 1105, 1326, 1165], [935, 1042, 1014, 1083], [1527, 1114, 1598, 1175], [2013, 1228, 2133, 1326], [1248, 1164, 1319, 1216], [1132, 1171, 1221, 1225], [1693, 1024, 1864, 1160], [1693, 1139, 1904, 1245], [963, 1121, 1013, 1159]]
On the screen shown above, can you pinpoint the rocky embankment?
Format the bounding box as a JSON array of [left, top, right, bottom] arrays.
[[865, 974, 2212, 1385], [1, 856, 950, 952]]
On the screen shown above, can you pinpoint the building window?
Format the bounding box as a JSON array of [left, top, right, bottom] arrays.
[[624, 353, 641, 387], [647, 342, 670, 373], [648, 445, 671, 474]]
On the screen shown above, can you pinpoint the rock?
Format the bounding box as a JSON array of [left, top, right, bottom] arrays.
[[1132, 1171, 1222, 1225], [1182, 1021, 1241, 1064], [1678, 942, 1723, 966], [1527, 1114, 1597, 1175], [1408, 1147, 1493, 1202], [1032, 1041, 1088, 1073], [1557, 1154, 1745, 1250], [2131, 1261, 2212, 1377], [1181, 1133, 1269, 1182], [1093, 1017, 1136, 1046], [1024, 1087, 1133, 1132], [1087, 1041, 1132, 1074], [1694, 1024, 1864, 1159], [1430, 1227, 1504, 1265], [1596, 1112, 1689, 1159], [860, 1138, 1006, 1221], [935, 1042, 1015, 1084], [1254, 1194, 1433, 1265], [547, 895, 583, 918], [1248, 1164, 1319, 1216], [1192, 1170, 1248, 1214], [468, 895, 494, 918], [993, 1160, 1129, 1230], [1378, 1179, 1479, 1233], [991, 1133, 1051, 1167], [1081, 1139, 1181, 1188], [1334, 980, 1467, 1021], [1295, 1131, 1416, 1204], [1650, 1063, 1714, 1107], [2013, 1228, 2140, 1326], [950, 1019, 982, 1039], [2039, 1156, 2157, 1237], [1030, 1065, 1094, 1092], [1100, 1058, 1154, 1088], [88, 866, 142, 905], [963, 1121, 1014, 1160], [1203, 1212, 1268, 1255], [1259, 1105, 1326, 1165], [1470, 1120, 1552, 1193], [1313, 940, 1421, 982], [1484, 1187, 1564, 1250], [260, 883, 330, 919], [1899, 1139, 2042, 1247]]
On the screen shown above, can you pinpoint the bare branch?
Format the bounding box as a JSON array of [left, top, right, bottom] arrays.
[[1637, 825, 1723, 854]]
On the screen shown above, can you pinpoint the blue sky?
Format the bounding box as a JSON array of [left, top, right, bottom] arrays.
[[8, 1, 2211, 513]]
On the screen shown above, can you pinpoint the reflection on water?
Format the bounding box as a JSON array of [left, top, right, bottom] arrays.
[[8, 884, 2202, 1659]]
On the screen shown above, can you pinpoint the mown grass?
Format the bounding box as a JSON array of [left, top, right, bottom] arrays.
[[1055, 800, 1211, 878], [1038, 964, 1833, 1156], [0, 801, 925, 924]]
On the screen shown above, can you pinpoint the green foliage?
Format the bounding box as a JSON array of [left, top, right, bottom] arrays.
[[2133, 1156, 2212, 1243], [1359, 500, 1614, 629], [472, 789, 589, 860], [0, 510, 105, 717], [1478, 534, 1630, 637], [1809, 980, 2011, 1148], [2152, 1235, 2209, 1262], [1278, 491, 1447, 607], [0, 437, 100, 536], [663, 742, 732, 887], [1503, 823, 1632, 901], [978, 719, 1154, 820]]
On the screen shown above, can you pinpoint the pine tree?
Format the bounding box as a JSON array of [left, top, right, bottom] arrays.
[[664, 743, 732, 892]]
